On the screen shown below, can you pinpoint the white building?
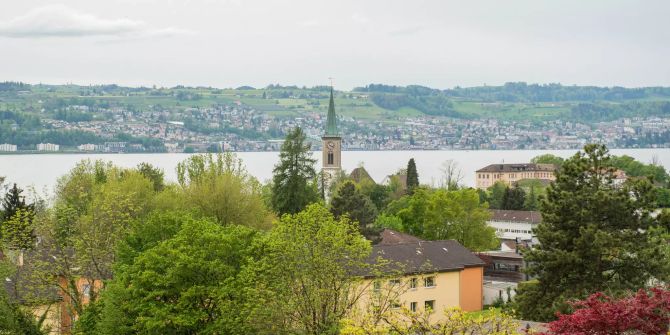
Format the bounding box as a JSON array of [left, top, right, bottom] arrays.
[[37, 143, 60, 152], [0, 143, 17, 152], [77, 143, 97, 151], [487, 209, 541, 247]]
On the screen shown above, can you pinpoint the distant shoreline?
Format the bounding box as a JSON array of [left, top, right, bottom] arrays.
[[1, 147, 669, 155]]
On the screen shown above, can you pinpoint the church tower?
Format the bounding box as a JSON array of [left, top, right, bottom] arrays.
[[322, 87, 342, 185]]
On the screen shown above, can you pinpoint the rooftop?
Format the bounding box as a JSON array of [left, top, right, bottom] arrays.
[[488, 209, 542, 224], [476, 163, 556, 173]]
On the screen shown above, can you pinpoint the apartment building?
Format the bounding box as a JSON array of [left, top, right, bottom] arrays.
[[475, 163, 556, 189]]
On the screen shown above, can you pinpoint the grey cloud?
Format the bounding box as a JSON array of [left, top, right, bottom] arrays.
[[0, 4, 191, 38]]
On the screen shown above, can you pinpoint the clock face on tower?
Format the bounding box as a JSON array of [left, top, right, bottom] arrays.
[[327, 141, 335, 149]]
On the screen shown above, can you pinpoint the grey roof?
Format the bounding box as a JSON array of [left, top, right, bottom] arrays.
[[476, 163, 556, 173], [367, 240, 485, 276], [378, 229, 422, 245], [488, 209, 542, 224]]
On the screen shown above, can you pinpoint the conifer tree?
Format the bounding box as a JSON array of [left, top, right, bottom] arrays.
[[1, 183, 34, 242], [501, 185, 525, 210], [330, 181, 379, 241], [406, 158, 419, 194], [515, 144, 670, 321], [271, 127, 319, 215]]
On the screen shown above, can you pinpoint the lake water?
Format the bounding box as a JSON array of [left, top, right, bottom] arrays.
[[1, 149, 669, 196]]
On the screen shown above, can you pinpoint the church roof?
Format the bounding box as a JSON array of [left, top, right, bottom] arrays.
[[349, 167, 374, 184], [325, 87, 338, 136]]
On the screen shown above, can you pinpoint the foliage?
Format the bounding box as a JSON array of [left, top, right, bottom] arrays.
[[176, 153, 273, 229], [330, 181, 380, 242], [530, 154, 565, 167], [271, 127, 319, 215], [93, 216, 259, 335], [136, 163, 165, 192], [341, 306, 520, 335], [383, 188, 498, 251], [516, 144, 670, 321], [609, 154, 669, 185], [243, 204, 372, 335], [1, 208, 36, 250], [486, 181, 508, 209], [0, 288, 45, 335], [406, 159, 419, 195], [540, 288, 670, 335], [501, 186, 525, 210]]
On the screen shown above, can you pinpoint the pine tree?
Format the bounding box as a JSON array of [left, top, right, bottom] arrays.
[[330, 181, 379, 241], [406, 158, 419, 194], [515, 144, 670, 321], [1, 183, 34, 242], [271, 127, 319, 215]]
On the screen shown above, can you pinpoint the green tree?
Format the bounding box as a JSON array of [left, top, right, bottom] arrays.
[[0, 288, 44, 335], [487, 181, 508, 209], [244, 204, 372, 335], [176, 153, 273, 229], [330, 181, 380, 241], [1, 208, 36, 250], [531, 154, 565, 167], [271, 127, 319, 215], [136, 162, 165, 192], [384, 189, 498, 251], [501, 185, 526, 210], [516, 144, 670, 321], [1, 183, 34, 240], [406, 158, 419, 194], [93, 215, 258, 335], [524, 185, 539, 211]]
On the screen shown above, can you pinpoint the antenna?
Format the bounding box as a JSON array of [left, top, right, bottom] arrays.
[[328, 77, 334, 87]]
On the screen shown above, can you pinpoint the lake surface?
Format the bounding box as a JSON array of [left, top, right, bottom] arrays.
[[1, 149, 669, 196]]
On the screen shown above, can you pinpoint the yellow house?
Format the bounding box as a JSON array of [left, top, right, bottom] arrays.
[[358, 231, 485, 322], [475, 163, 556, 189]]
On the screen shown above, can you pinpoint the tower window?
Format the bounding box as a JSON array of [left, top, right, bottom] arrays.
[[327, 152, 334, 165]]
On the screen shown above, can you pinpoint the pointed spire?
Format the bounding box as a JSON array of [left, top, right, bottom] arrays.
[[325, 86, 338, 136]]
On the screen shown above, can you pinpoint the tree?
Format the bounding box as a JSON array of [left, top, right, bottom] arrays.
[[0, 288, 45, 335], [136, 162, 165, 192], [1, 208, 36, 250], [271, 127, 319, 215], [244, 204, 372, 335], [439, 159, 463, 190], [1, 183, 34, 240], [91, 215, 259, 335], [486, 181, 508, 209], [406, 158, 419, 194], [341, 306, 520, 335], [531, 154, 565, 167], [330, 181, 379, 241], [540, 288, 670, 335], [384, 189, 498, 251], [176, 153, 273, 229], [524, 185, 539, 211], [501, 185, 525, 210], [516, 144, 670, 321]]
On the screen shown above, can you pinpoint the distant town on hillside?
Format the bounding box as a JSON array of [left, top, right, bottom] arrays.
[[1, 81, 670, 153]]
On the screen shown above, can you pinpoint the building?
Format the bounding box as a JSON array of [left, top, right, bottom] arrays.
[[322, 87, 342, 191], [358, 230, 485, 321], [0, 143, 18, 152], [475, 163, 556, 189], [77, 143, 97, 151], [37, 143, 60, 152], [487, 209, 541, 246]]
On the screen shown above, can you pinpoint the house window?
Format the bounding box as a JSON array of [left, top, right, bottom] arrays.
[[327, 152, 334, 165], [424, 300, 435, 312], [409, 301, 417, 312], [390, 301, 401, 309], [389, 279, 401, 286], [424, 276, 435, 288], [409, 278, 418, 289], [82, 284, 91, 297]]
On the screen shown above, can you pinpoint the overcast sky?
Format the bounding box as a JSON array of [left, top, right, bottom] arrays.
[[1, 0, 668, 90]]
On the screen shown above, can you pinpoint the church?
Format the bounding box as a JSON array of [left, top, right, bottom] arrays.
[[322, 87, 342, 189]]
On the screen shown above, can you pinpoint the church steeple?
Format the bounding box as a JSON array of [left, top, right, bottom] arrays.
[[325, 87, 338, 136]]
